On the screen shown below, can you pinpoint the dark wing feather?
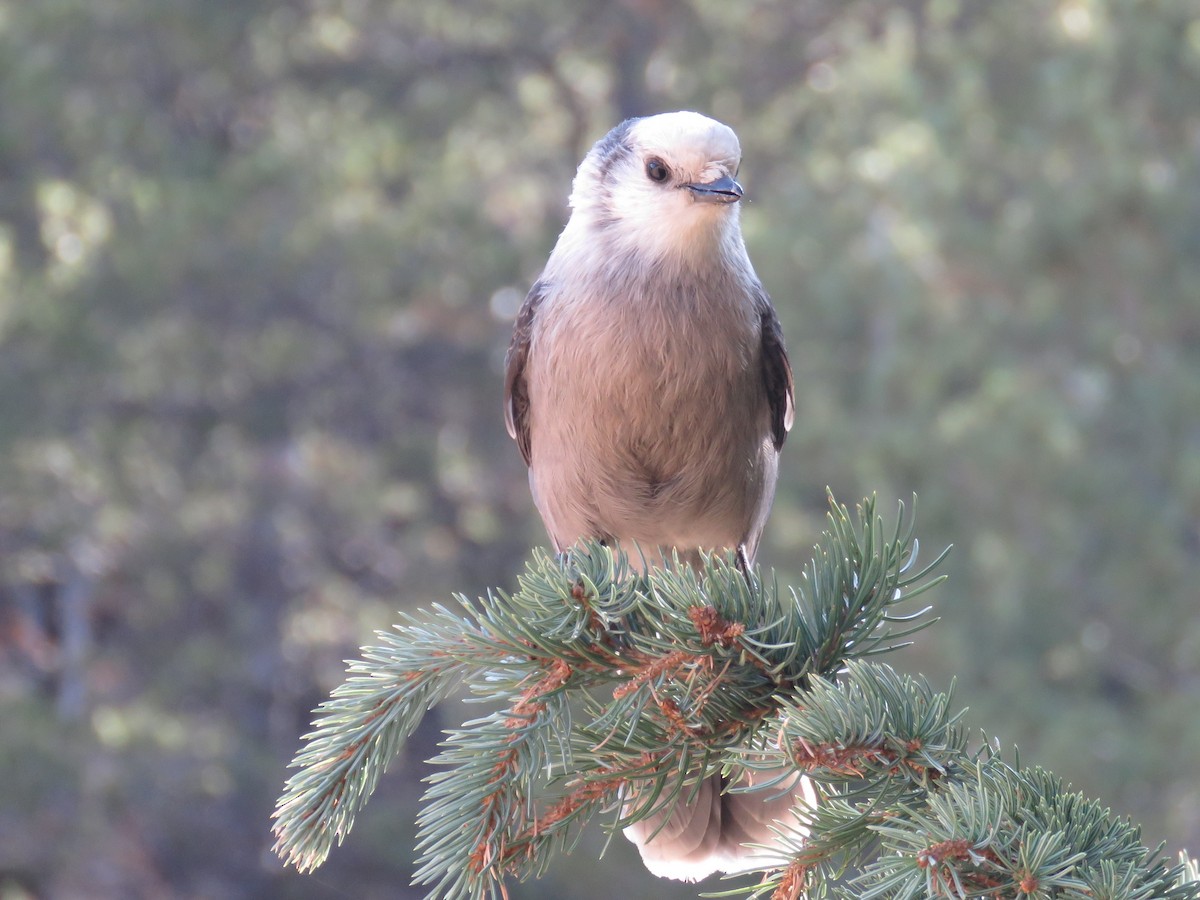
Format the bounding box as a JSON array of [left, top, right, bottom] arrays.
[[757, 290, 794, 450], [503, 279, 549, 465]]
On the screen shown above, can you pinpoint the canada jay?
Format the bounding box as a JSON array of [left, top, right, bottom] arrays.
[[504, 111, 816, 881]]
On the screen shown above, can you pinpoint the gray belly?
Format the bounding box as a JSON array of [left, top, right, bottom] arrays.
[[526, 341, 775, 560]]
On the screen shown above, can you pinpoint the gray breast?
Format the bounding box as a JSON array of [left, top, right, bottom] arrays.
[[524, 269, 773, 559]]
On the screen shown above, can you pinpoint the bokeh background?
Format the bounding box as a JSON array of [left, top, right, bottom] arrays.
[[1, 1, 1198, 897]]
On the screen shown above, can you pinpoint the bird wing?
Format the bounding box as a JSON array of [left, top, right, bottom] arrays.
[[757, 289, 795, 451], [503, 279, 549, 465]]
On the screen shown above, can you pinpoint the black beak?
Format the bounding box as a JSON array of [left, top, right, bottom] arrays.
[[686, 173, 743, 204]]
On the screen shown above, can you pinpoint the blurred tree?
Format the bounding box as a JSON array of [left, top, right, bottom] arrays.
[[0, 0, 1197, 897]]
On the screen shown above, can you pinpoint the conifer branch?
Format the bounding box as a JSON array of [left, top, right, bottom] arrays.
[[725, 662, 1198, 899], [271, 495, 1199, 899]]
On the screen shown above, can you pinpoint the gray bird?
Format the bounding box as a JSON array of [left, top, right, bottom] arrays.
[[504, 111, 815, 881]]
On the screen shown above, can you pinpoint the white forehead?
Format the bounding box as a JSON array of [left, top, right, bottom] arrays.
[[628, 111, 741, 169]]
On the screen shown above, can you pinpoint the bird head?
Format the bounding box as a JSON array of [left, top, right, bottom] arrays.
[[563, 111, 747, 267]]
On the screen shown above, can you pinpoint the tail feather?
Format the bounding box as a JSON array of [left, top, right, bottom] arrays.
[[623, 769, 817, 881]]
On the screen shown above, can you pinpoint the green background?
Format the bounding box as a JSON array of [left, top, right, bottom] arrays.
[[1, 1, 1197, 897]]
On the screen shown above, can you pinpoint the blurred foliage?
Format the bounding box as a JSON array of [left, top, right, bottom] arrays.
[[0, 0, 1196, 897]]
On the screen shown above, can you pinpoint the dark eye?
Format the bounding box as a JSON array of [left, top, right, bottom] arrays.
[[645, 158, 671, 183]]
